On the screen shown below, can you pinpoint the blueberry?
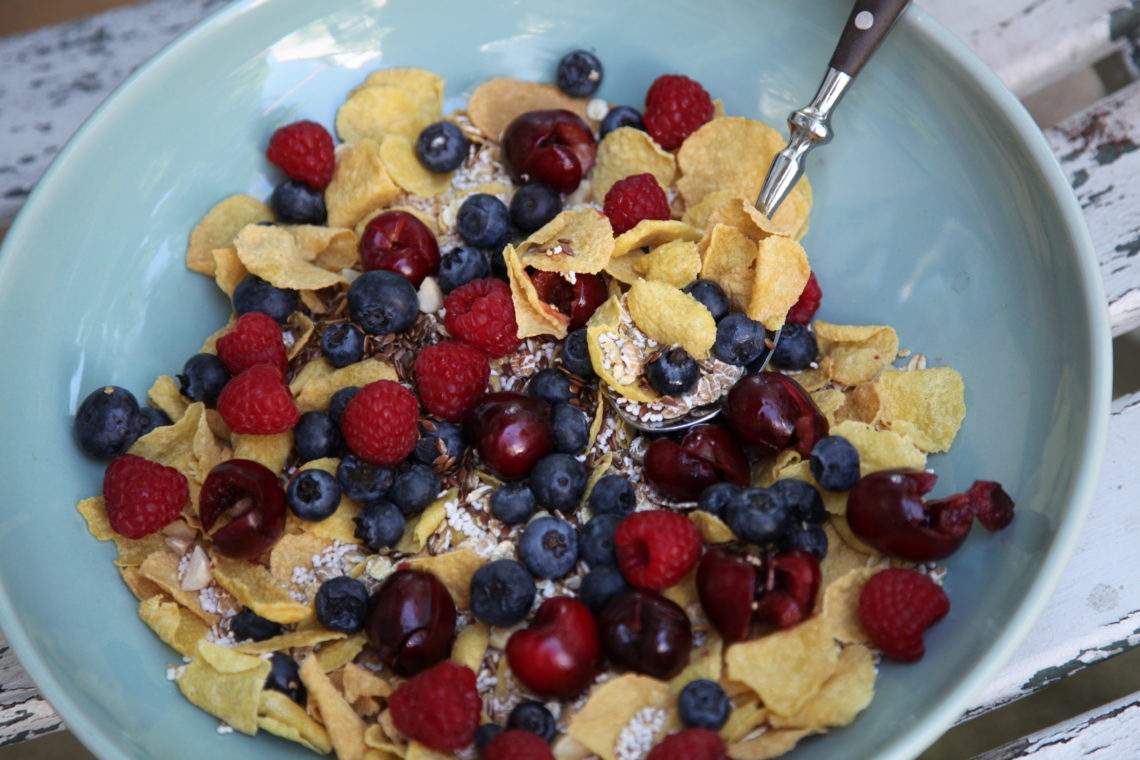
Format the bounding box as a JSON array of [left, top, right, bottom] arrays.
[[413, 418, 466, 466], [778, 522, 829, 560], [588, 474, 636, 516], [321, 323, 365, 368], [697, 482, 739, 520], [714, 313, 769, 366], [179, 353, 230, 406], [529, 453, 587, 513], [551, 403, 590, 454], [725, 487, 790, 545], [528, 368, 575, 405], [265, 652, 306, 704], [328, 386, 360, 426], [810, 435, 861, 491], [678, 679, 730, 730], [645, 347, 700, 396], [560, 328, 595, 378], [580, 513, 622, 567], [314, 576, 369, 633], [768, 478, 827, 524], [489, 245, 509, 282], [519, 515, 578, 579], [579, 565, 629, 614], [475, 723, 504, 752], [336, 453, 393, 502], [510, 182, 562, 233], [470, 559, 536, 627], [415, 121, 470, 173], [354, 500, 405, 551], [456, 193, 510, 251], [270, 179, 327, 225], [437, 246, 490, 293], [771, 323, 819, 371], [286, 468, 342, 521], [508, 700, 557, 742], [348, 270, 419, 335], [137, 406, 172, 436], [556, 49, 603, 97], [229, 608, 284, 642], [294, 411, 343, 461], [683, 279, 731, 322], [233, 274, 299, 324], [389, 464, 441, 516], [75, 386, 142, 459], [490, 482, 537, 525], [599, 105, 645, 138]]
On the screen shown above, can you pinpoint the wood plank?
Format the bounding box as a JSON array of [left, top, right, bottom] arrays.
[[0, 639, 63, 745], [1047, 81, 1140, 337], [918, 0, 1137, 97], [971, 691, 1140, 759]]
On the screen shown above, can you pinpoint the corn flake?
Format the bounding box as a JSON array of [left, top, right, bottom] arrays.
[[517, 208, 614, 274], [234, 224, 347, 291], [176, 640, 270, 735], [212, 247, 249, 296], [749, 235, 810, 331], [769, 644, 875, 730], [300, 654, 369, 760], [186, 195, 272, 276], [232, 431, 293, 475], [326, 139, 402, 229], [700, 224, 756, 311], [405, 547, 485, 609], [585, 296, 658, 403], [626, 279, 716, 360], [814, 321, 899, 387], [380, 134, 453, 198], [676, 117, 784, 208], [590, 127, 676, 201], [505, 245, 572, 339], [337, 85, 437, 145], [451, 622, 490, 672], [868, 368, 966, 452], [729, 728, 814, 760], [567, 674, 674, 760], [259, 688, 334, 754], [137, 595, 210, 657], [690, 510, 735, 544], [725, 616, 838, 716], [210, 552, 309, 624], [821, 568, 879, 644], [633, 239, 701, 288], [467, 78, 596, 140], [296, 358, 399, 413], [720, 699, 768, 743]]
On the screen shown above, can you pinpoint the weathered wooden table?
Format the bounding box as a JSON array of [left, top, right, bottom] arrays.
[[0, 0, 1137, 757]]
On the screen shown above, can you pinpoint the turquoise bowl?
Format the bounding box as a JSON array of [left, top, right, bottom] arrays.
[[0, 1, 1110, 758]]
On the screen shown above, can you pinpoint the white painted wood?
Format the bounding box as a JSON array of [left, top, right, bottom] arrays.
[[918, 0, 1136, 97], [971, 691, 1140, 759], [0, 637, 63, 745], [1047, 81, 1140, 337], [0, 0, 225, 228]]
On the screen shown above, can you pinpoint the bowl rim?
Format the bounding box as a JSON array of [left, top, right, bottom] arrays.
[[0, 2, 1112, 759]]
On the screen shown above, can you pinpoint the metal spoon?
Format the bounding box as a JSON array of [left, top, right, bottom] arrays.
[[605, 0, 912, 433]]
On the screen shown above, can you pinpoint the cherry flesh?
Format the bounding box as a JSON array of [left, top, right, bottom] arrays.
[[528, 270, 608, 330], [643, 424, 749, 502], [697, 547, 821, 642], [724, 372, 828, 457], [599, 589, 692, 680], [502, 110, 597, 193], [367, 569, 457, 676], [199, 459, 286, 559], [359, 210, 440, 287], [463, 392, 554, 479], [507, 597, 601, 698]]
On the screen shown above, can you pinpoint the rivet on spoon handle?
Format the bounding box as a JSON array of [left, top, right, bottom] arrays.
[[755, 0, 911, 218]]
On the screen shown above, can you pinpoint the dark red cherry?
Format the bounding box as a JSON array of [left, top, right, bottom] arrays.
[[643, 424, 749, 502], [528, 270, 608, 330], [724, 372, 828, 457], [359, 211, 440, 287], [199, 459, 286, 559], [599, 589, 692, 680], [463, 392, 554, 479], [367, 569, 457, 676], [502, 110, 597, 193], [507, 597, 601, 698], [846, 469, 971, 562], [697, 547, 821, 641]]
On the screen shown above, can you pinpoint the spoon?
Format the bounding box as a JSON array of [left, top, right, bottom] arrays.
[[605, 0, 912, 433]]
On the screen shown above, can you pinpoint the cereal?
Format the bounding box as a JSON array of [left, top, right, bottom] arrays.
[[71, 56, 1006, 760]]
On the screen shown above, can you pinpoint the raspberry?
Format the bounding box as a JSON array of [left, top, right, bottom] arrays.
[[414, 340, 490, 422], [643, 74, 714, 151], [216, 311, 288, 377], [217, 363, 300, 435], [483, 730, 555, 760], [340, 379, 419, 465], [614, 510, 702, 590], [266, 120, 335, 189], [969, 480, 1016, 531], [858, 568, 950, 662], [603, 173, 671, 235], [786, 272, 822, 325], [103, 454, 189, 539], [646, 728, 727, 760], [389, 661, 481, 751], [443, 279, 521, 358]]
